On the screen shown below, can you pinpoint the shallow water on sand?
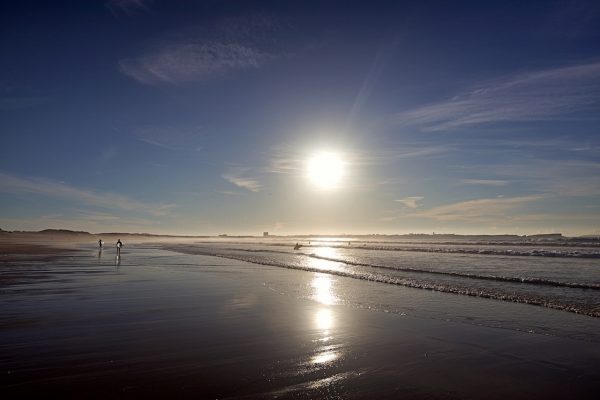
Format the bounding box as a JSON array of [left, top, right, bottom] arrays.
[[2, 245, 600, 399]]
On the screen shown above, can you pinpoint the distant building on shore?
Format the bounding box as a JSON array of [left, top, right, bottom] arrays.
[[263, 232, 269, 237]]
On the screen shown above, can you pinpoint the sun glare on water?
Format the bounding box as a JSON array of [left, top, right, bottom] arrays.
[[307, 152, 344, 189]]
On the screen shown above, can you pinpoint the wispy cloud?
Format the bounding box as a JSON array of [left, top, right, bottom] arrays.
[[134, 125, 203, 151], [120, 15, 286, 85], [267, 151, 304, 175], [106, 0, 152, 16], [471, 159, 600, 197], [508, 213, 600, 222], [222, 167, 262, 192], [213, 189, 242, 196], [395, 196, 424, 208], [410, 195, 543, 221], [392, 61, 600, 131], [0, 172, 174, 217], [121, 42, 273, 85], [544, 176, 600, 197], [355, 145, 450, 165], [461, 179, 509, 186]]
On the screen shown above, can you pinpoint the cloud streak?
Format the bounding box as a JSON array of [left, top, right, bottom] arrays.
[[222, 168, 262, 192], [392, 61, 600, 131], [119, 15, 286, 85], [461, 179, 509, 186], [0, 172, 174, 217], [395, 196, 424, 208], [213, 189, 243, 196], [470, 159, 600, 197], [121, 42, 272, 85], [134, 125, 203, 151], [410, 195, 543, 221]]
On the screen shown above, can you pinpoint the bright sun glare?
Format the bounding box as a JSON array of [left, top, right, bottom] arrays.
[[307, 152, 344, 189]]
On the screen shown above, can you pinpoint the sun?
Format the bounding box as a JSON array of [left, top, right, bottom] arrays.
[[307, 151, 344, 189]]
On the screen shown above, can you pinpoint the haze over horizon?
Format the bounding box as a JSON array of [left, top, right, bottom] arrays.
[[1, 1, 600, 236]]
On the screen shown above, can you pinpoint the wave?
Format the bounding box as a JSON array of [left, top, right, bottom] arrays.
[[208, 247, 600, 290], [162, 245, 600, 318], [192, 241, 600, 258], [302, 253, 600, 290], [312, 245, 600, 258], [303, 239, 600, 248]]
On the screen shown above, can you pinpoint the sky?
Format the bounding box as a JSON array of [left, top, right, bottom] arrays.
[[1, 0, 600, 236]]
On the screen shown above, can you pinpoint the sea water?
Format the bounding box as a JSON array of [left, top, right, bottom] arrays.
[[161, 236, 600, 342]]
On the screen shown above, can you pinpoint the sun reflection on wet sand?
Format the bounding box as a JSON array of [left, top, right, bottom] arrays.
[[315, 308, 334, 331], [312, 274, 338, 305], [311, 308, 340, 366], [311, 347, 339, 365], [310, 273, 343, 367]]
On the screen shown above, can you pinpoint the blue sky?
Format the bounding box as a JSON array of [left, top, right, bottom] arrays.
[[1, 0, 599, 235]]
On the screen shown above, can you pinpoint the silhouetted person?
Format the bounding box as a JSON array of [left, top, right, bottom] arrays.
[[116, 239, 123, 257], [98, 239, 103, 248]]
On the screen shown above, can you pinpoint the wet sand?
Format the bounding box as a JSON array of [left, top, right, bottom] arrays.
[[1, 243, 599, 399]]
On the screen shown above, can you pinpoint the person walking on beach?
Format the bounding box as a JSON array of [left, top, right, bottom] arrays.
[[97, 239, 104, 259], [116, 239, 123, 257]]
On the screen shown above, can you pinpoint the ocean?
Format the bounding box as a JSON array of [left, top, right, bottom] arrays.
[[161, 236, 600, 342]]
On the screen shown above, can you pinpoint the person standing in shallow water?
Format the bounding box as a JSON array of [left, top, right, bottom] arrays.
[[116, 239, 123, 257], [98, 239, 103, 248]]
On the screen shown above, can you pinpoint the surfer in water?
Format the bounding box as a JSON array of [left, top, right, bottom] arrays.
[[98, 239, 103, 248], [116, 239, 123, 257], [294, 242, 302, 250]]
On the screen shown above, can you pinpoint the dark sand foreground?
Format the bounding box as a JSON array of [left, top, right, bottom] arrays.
[[1, 240, 600, 399]]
